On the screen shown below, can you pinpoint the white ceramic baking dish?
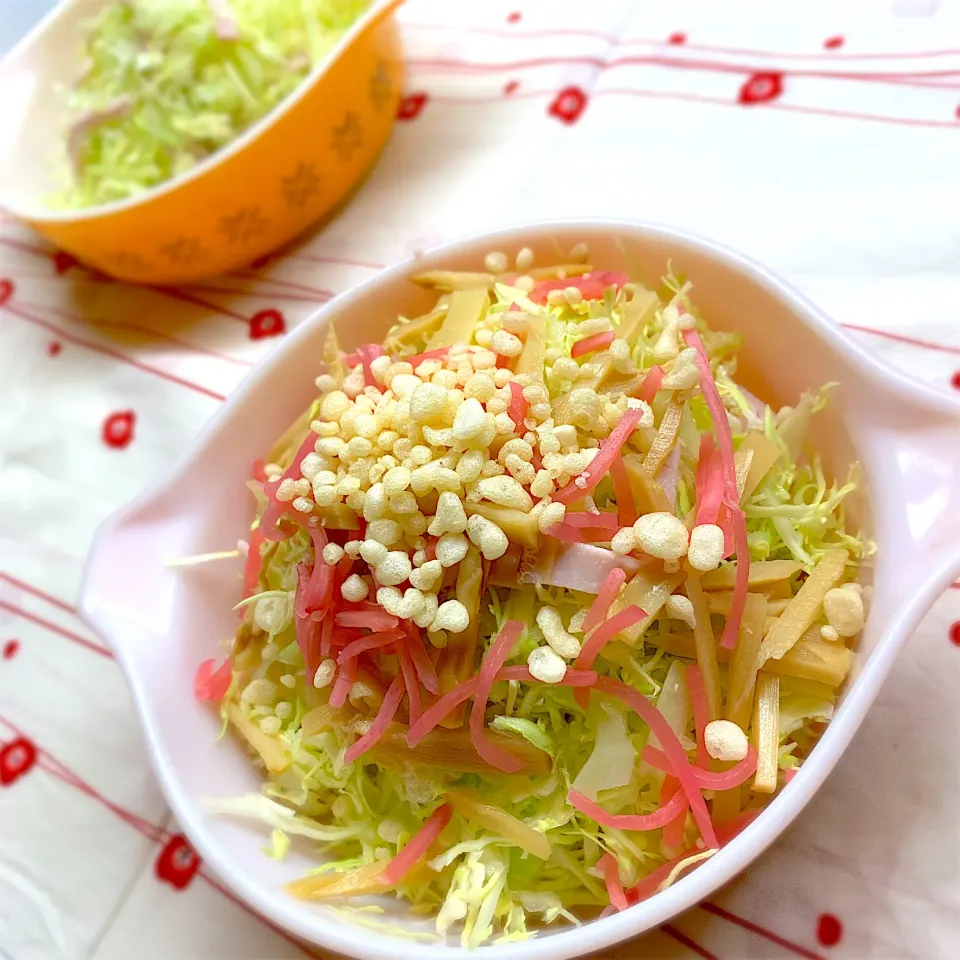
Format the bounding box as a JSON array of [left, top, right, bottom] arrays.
[[79, 221, 960, 959]]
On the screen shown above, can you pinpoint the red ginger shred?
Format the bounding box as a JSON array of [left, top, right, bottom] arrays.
[[383, 803, 453, 885], [547, 523, 620, 544], [659, 776, 686, 848], [552, 406, 647, 505], [642, 744, 759, 790], [571, 330, 614, 358], [597, 852, 628, 912], [404, 346, 451, 368], [242, 528, 265, 597], [397, 644, 423, 727], [573, 603, 647, 707], [343, 674, 405, 764], [569, 788, 688, 834], [403, 622, 439, 695], [356, 343, 384, 387], [406, 666, 598, 747], [470, 621, 525, 773], [506, 381, 528, 429], [562, 511, 620, 531], [686, 663, 710, 767], [335, 609, 400, 631], [609, 454, 638, 527], [194, 658, 232, 701], [530, 271, 629, 304], [582, 567, 627, 633], [683, 326, 749, 650], [337, 630, 404, 663], [694, 435, 724, 527], [636, 364, 664, 404], [328, 655, 358, 709], [629, 809, 761, 903], [593, 676, 718, 848]]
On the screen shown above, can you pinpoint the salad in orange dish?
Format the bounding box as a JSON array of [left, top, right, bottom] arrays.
[[196, 244, 867, 945]]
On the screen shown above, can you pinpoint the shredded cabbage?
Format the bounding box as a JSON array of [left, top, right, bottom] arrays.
[[206, 251, 868, 944], [52, 0, 371, 209]]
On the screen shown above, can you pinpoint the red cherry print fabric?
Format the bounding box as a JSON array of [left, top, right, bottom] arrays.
[[102, 411, 136, 449], [738, 72, 784, 105], [155, 834, 202, 889], [397, 93, 429, 121], [816, 913, 843, 947], [0, 737, 38, 786], [249, 308, 286, 340], [548, 86, 589, 125]]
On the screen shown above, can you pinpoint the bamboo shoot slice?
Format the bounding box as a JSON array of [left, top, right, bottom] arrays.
[[622, 453, 673, 514], [708, 592, 788, 616], [447, 789, 551, 859], [315, 504, 362, 530], [287, 861, 390, 900], [642, 402, 683, 475], [737, 430, 783, 500], [322, 322, 348, 385], [644, 628, 852, 688], [514, 316, 547, 379], [760, 549, 848, 663], [724, 593, 768, 729], [752, 674, 780, 794], [610, 571, 683, 644], [686, 572, 722, 722], [437, 546, 484, 728], [412, 270, 494, 291], [466, 502, 539, 548], [529, 263, 592, 280], [385, 307, 448, 350], [700, 559, 802, 592], [734, 447, 754, 500], [228, 703, 290, 773], [618, 289, 659, 346], [371, 725, 550, 777], [427, 288, 490, 348]]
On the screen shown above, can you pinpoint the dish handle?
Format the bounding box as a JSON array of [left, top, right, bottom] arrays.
[[79, 502, 189, 651], [859, 396, 960, 615]]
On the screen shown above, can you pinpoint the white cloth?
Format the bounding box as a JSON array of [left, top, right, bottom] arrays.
[[1, 1, 959, 957]]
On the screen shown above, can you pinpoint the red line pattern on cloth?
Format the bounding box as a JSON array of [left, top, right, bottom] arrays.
[[406, 52, 960, 90], [154, 287, 250, 323], [426, 85, 960, 131], [286, 251, 387, 270], [230, 270, 335, 301], [183, 283, 332, 304], [0, 572, 78, 615], [0, 599, 113, 659], [0, 712, 321, 957], [841, 323, 960, 356], [700, 901, 829, 960], [662, 924, 723, 960], [403, 22, 960, 62], [28, 303, 258, 368], [1, 301, 227, 401]]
